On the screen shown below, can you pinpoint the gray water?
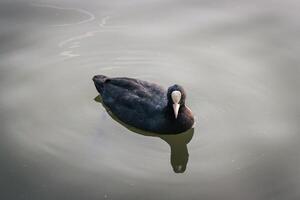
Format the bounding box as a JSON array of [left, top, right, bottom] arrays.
[[1, 0, 300, 199]]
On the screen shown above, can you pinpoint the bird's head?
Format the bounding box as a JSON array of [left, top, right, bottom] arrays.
[[167, 84, 186, 119]]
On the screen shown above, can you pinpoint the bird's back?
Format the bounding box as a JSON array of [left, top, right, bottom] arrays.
[[100, 77, 168, 131]]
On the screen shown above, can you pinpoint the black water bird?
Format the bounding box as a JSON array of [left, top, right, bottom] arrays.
[[93, 75, 194, 134]]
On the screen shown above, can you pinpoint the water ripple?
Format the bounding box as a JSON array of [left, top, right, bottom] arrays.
[[30, 3, 95, 27]]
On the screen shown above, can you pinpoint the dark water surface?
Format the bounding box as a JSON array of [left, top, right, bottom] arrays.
[[1, 0, 300, 199]]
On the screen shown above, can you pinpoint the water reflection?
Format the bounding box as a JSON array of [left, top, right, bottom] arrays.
[[94, 95, 194, 173]]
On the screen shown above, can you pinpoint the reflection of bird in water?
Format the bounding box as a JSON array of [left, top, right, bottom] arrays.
[[93, 75, 194, 134], [95, 95, 194, 173]]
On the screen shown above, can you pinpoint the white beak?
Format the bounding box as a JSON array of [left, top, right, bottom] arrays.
[[171, 91, 182, 119], [173, 103, 180, 119]]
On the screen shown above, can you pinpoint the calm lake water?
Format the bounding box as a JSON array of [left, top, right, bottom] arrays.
[[1, 0, 300, 199]]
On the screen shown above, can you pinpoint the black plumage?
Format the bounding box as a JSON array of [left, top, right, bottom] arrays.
[[93, 75, 194, 134]]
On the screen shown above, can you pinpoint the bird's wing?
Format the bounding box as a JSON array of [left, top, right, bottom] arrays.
[[102, 77, 167, 114]]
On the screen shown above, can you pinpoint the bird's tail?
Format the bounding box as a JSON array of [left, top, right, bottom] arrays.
[[92, 75, 108, 94]]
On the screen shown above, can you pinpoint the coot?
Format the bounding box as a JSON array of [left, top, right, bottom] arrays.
[[93, 75, 194, 134]]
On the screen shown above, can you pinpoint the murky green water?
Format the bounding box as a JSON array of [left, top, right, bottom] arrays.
[[1, 0, 300, 199]]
